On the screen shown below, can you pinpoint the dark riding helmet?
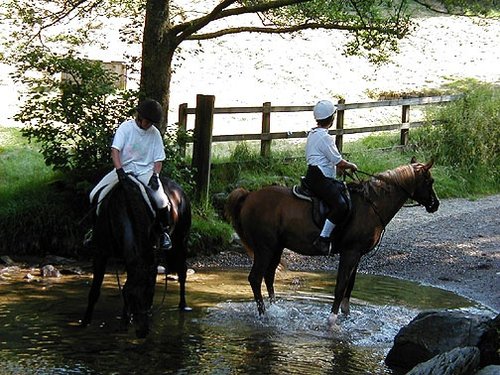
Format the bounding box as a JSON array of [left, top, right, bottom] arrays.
[[136, 99, 163, 123]]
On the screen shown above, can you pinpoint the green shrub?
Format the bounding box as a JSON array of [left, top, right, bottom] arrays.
[[13, 49, 137, 176], [413, 80, 499, 176], [189, 207, 234, 256]]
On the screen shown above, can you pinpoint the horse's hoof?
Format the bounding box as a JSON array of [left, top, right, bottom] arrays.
[[135, 328, 149, 339], [327, 313, 339, 328], [80, 319, 90, 327], [179, 306, 193, 312]]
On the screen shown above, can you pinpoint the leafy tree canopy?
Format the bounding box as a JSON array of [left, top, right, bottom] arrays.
[[0, 0, 496, 174]]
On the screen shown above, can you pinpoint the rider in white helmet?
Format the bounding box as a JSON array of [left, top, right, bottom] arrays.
[[304, 100, 358, 255]]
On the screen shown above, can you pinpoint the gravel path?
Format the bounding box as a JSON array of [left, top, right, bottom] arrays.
[[190, 195, 500, 313]]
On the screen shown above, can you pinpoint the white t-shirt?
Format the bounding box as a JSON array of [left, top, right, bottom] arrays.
[[111, 119, 166, 177], [305, 127, 342, 178]]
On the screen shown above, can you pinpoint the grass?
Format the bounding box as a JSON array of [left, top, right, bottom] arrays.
[[0, 127, 57, 201], [209, 131, 498, 201], [2, 82, 499, 257]]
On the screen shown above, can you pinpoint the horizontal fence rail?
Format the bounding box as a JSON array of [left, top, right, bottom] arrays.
[[179, 94, 461, 201]]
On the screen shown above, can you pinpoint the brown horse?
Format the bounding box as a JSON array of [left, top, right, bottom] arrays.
[[225, 158, 439, 327]]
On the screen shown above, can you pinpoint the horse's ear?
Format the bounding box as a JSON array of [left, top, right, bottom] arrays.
[[410, 156, 417, 164], [424, 159, 435, 170]]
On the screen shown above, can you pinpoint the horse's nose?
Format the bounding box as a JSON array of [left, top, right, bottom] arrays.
[[426, 199, 440, 213]]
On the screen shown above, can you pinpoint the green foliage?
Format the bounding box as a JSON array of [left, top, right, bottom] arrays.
[[412, 80, 499, 179], [162, 123, 196, 196], [0, 128, 84, 255], [189, 206, 234, 256], [13, 49, 137, 175], [241, 0, 413, 64]]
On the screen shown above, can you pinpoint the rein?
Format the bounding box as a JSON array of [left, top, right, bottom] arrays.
[[348, 170, 388, 228], [344, 168, 417, 260]]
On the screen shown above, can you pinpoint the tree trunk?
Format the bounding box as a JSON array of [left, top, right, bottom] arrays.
[[140, 0, 177, 135]]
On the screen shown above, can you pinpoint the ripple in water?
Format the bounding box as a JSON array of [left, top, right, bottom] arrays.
[[204, 298, 420, 347]]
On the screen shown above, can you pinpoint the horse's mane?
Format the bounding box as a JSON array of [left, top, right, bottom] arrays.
[[349, 165, 415, 198]]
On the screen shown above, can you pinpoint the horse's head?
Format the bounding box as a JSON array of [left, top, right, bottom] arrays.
[[410, 157, 440, 213]]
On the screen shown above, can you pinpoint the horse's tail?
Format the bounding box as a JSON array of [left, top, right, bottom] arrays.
[[225, 187, 250, 241]]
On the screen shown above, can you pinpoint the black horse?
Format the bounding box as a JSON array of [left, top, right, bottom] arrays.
[[81, 176, 191, 338]]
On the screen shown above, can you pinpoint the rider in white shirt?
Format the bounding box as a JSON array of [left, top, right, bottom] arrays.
[[304, 100, 358, 255], [89, 99, 172, 251]]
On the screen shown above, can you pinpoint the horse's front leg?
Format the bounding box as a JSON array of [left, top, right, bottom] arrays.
[[81, 255, 107, 327], [176, 258, 192, 312], [340, 265, 359, 316], [119, 282, 132, 332], [329, 253, 360, 327]]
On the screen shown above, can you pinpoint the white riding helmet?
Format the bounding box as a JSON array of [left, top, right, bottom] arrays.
[[313, 100, 337, 120]]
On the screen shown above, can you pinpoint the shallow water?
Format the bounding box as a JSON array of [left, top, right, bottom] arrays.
[[0, 268, 493, 375]]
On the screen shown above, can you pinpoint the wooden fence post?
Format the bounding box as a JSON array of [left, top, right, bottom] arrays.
[[401, 103, 410, 146], [191, 94, 215, 202], [261, 102, 271, 158], [336, 99, 345, 152], [178, 103, 188, 158]]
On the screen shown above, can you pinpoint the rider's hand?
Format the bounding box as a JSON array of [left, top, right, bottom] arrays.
[[149, 173, 159, 191], [349, 163, 358, 172], [116, 168, 127, 181]]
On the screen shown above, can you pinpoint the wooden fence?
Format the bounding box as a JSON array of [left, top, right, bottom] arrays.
[[179, 94, 461, 201]]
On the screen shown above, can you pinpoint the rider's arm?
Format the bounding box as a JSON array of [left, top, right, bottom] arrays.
[[337, 159, 358, 172], [111, 148, 122, 170], [153, 161, 162, 175]]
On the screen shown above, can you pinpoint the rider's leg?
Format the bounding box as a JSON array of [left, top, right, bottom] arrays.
[[145, 175, 173, 251], [157, 207, 172, 251], [313, 219, 335, 255], [320, 218, 335, 238]]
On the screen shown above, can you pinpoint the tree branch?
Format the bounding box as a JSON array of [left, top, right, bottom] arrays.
[[173, 0, 239, 42], [187, 22, 400, 41], [412, 0, 452, 14], [174, 0, 312, 43]]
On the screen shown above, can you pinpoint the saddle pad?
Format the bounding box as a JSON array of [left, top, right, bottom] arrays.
[[94, 176, 156, 217], [292, 185, 312, 201]]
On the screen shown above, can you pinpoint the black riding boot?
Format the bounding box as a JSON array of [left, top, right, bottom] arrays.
[[158, 207, 172, 251]]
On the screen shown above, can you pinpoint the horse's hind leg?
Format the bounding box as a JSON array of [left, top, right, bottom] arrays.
[[81, 255, 107, 326], [248, 258, 267, 315], [264, 248, 283, 304]]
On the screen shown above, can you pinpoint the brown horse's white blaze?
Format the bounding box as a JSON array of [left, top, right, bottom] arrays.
[[225, 158, 439, 328]]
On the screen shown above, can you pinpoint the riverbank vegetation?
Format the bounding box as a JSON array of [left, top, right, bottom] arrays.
[[0, 81, 498, 258]]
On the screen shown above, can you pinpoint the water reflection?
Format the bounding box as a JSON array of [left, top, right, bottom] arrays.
[[0, 268, 492, 374]]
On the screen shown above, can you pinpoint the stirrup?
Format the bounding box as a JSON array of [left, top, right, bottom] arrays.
[[313, 236, 331, 256], [160, 232, 172, 251], [83, 229, 93, 248]]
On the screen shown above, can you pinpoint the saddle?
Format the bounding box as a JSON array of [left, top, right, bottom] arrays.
[[92, 176, 157, 217], [292, 178, 329, 228]]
